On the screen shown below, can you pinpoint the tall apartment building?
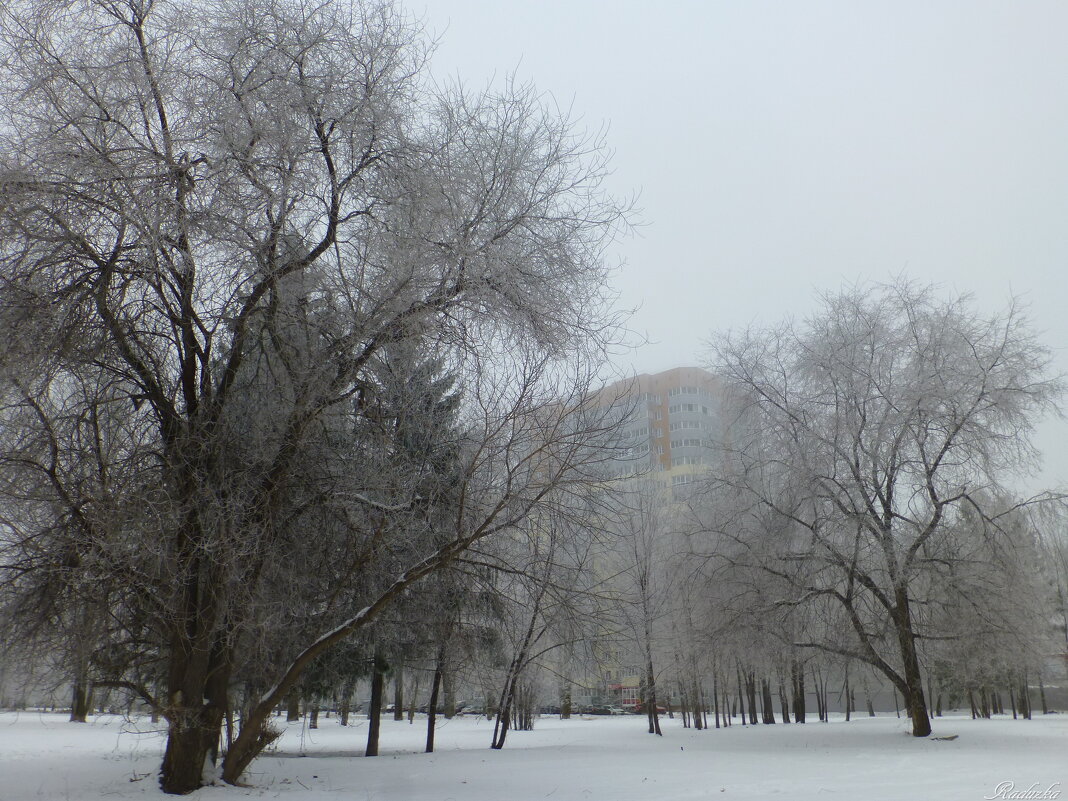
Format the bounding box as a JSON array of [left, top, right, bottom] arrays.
[[569, 366, 732, 711], [603, 365, 732, 492]]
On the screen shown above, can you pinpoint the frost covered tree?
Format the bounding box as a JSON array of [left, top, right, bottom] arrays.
[[704, 281, 1061, 737], [0, 0, 628, 792], [485, 494, 611, 749], [610, 483, 670, 734], [921, 498, 1063, 719]]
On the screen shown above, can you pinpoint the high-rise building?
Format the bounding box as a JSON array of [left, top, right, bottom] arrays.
[[574, 366, 733, 711], [600, 365, 732, 493]]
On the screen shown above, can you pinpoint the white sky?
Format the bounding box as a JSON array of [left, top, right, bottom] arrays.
[[418, 1, 1068, 491]]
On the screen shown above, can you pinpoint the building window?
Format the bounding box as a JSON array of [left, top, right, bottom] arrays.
[[673, 456, 703, 467], [669, 403, 699, 414], [671, 438, 703, 448], [670, 420, 702, 432]]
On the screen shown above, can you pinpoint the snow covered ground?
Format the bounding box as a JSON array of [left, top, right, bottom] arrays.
[[1, 710, 1064, 801]]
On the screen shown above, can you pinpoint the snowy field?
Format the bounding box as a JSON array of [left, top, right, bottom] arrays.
[[1, 710, 1064, 801]]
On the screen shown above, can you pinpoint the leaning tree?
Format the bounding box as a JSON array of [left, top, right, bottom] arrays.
[[0, 0, 628, 792]]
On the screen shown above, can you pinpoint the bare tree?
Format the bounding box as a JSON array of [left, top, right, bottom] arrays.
[[486, 493, 611, 749], [705, 281, 1061, 737], [0, 0, 628, 792], [611, 483, 670, 734]]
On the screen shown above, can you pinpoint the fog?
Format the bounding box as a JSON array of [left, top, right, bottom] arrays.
[[421, 0, 1068, 490]]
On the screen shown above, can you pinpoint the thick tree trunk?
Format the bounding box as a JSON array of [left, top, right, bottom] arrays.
[[161, 710, 225, 794], [70, 680, 91, 723], [365, 653, 386, 757], [159, 607, 231, 794], [309, 704, 319, 729], [761, 678, 776, 724], [892, 589, 931, 737], [561, 685, 571, 720], [286, 688, 300, 722]]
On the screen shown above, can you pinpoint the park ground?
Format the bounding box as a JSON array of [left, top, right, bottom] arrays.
[[1, 709, 1064, 800]]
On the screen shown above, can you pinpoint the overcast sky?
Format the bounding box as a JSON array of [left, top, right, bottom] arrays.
[[418, 1, 1068, 491]]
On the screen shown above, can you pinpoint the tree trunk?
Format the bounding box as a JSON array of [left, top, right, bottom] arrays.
[[393, 660, 404, 721], [863, 676, 875, 717], [561, 685, 571, 720], [779, 677, 790, 724], [761, 678, 776, 724], [736, 665, 746, 726], [844, 664, 851, 722], [70, 680, 91, 723], [746, 671, 758, 725], [365, 653, 386, 757], [691, 681, 702, 730], [492, 562, 548, 750], [286, 688, 300, 722], [892, 589, 932, 737], [442, 666, 455, 719], [679, 685, 691, 729], [159, 620, 231, 795], [791, 658, 806, 724], [813, 666, 829, 722], [309, 704, 319, 729], [408, 673, 421, 724], [491, 669, 516, 750], [426, 643, 446, 753], [643, 614, 661, 735], [713, 670, 721, 729]]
